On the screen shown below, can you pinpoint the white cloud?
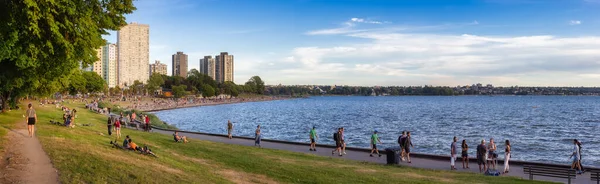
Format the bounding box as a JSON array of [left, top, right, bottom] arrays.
[[569, 20, 582, 25], [280, 25, 600, 86], [306, 17, 386, 35], [350, 17, 383, 24]]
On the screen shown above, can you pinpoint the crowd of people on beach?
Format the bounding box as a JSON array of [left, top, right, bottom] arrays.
[[128, 96, 285, 111]]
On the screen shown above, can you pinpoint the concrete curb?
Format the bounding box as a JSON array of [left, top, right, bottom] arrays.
[[150, 126, 598, 170]]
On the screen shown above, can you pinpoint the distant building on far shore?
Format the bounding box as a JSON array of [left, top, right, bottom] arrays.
[[149, 60, 167, 77], [199, 56, 216, 80], [172, 51, 188, 78], [215, 52, 234, 83]]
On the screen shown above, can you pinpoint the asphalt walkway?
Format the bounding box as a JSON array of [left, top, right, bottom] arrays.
[[151, 128, 594, 184]]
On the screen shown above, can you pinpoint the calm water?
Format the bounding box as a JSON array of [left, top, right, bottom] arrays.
[[154, 96, 600, 166]]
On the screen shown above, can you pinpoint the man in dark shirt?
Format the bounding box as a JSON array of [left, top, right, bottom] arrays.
[[477, 139, 488, 173]]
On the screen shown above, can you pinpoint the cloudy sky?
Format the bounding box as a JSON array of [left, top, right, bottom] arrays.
[[103, 0, 600, 86]]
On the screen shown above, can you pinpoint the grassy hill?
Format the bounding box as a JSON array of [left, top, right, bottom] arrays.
[[0, 101, 553, 184]]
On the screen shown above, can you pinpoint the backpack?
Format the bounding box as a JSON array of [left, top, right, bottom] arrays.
[[333, 132, 338, 142], [397, 136, 402, 145]]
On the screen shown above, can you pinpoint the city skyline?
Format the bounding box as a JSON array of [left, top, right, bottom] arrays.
[[102, 0, 600, 87]]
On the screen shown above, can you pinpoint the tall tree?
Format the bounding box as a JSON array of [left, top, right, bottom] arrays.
[[147, 73, 165, 96], [68, 71, 86, 95], [201, 84, 215, 98], [172, 85, 187, 98], [82, 71, 105, 94], [245, 76, 265, 95], [0, 0, 135, 112]]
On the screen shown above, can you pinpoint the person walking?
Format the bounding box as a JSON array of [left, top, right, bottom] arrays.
[[114, 117, 122, 140], [503, 140, 511, 174], [450, 136, 458, 170], [227, 120, 233, 139], [398, 131, 407, 162], [577, 140, 584, 172], [404, 131, 414, 163], [370, 130, 382, 157], [461, 139, 469, 169], [477, 139, 487, 173], [25, 103, 38, 137], [255, 125, 261, 148], [488, 138, 497, 169], [107, 116, 113, 136], [570, 139, 583, 174], [145, 115, 151, 132], [309, 126, 318, 151], [331, 128, 342, 156]]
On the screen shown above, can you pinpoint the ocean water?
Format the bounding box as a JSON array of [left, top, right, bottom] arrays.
[[153, 96, 600, 166]]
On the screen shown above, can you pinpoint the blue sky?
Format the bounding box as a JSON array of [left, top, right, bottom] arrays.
[[103, 0, 600, 86]]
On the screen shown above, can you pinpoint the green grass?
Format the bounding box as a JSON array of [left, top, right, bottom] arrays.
[[1, 101, 554, 184]]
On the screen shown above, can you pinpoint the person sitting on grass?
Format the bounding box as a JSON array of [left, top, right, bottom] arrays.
[[128, 138, 141, 151], [140, 145, 158, 158], [173, 131, 188, 143], [64, 114, 74, 127], [123, 135, 131, 149]]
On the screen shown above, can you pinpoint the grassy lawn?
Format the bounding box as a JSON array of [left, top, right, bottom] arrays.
[[1, 101, 553, 184]]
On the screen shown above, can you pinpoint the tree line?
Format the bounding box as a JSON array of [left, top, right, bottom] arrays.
[[143, 69, 265, 98], [265, 85, 459, 96]]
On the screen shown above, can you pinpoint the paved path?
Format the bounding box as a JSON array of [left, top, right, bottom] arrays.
[[152, 129, 593, 184], [0, 127, 59, 184]]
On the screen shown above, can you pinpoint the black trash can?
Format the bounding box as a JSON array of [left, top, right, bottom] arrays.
[[385, 146, 401, 165]]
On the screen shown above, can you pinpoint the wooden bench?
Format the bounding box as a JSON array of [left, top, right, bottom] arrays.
[[523, 165, 576, 184], [590, 169, 600, 184]]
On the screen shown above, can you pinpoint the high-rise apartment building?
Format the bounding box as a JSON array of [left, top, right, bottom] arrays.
[[149, 60, 167, 76], [117, 22, 149, 87], [92, 48, 103, 76], [82, 48, 103, 76], [215, 52, 234, 83], [172, 51, 188, 78], [102, 43, 118, 88], [199, 56, 216, 80]]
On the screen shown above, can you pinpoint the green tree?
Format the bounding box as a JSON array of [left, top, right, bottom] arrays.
[[132, 80, 144, 95], [172, 85, 187, 98], [147, 73, 165, 96], [68, 71, 86, 95], [222, 81, 240, 97], [202, 84, 215, 98], [82, 71, 105, 93], [245, 76, 265, 94], [0, 0, 135, 112]]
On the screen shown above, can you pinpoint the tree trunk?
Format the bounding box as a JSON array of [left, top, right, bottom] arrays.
[[1, 92, 10, 113]]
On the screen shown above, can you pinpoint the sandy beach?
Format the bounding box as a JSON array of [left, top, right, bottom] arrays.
[[112, 96, 290, 112]]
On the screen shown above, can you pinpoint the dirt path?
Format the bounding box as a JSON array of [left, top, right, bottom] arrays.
[[0, 124, 59, 184]]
